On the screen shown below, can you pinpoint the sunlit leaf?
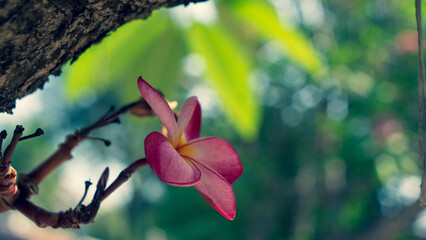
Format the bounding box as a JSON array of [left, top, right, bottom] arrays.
[[62, 12, 171, 101], [228, 1, 323, 74], [122, 26, 186, 102], [186, 23, 260, 139]]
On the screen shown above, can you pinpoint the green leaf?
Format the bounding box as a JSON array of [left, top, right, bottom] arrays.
[[121, 26, 186, 101], [230, 1, 323, 74], [186, 23, 260, 139], [62, 12, 171, 101]]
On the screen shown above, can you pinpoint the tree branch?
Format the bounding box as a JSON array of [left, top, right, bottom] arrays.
[[0, 0, 207, 113], [13, 158, 148, 229], [0, 98, 151, 213], [20, 99, 151, 197]]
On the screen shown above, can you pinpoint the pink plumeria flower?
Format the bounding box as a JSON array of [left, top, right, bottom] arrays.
[[138, 77, 243, 220]]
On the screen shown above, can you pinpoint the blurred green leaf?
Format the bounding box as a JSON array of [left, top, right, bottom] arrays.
[[62, 12, 171, 101], [230, 1, 323, 74], [121, 25, 186, 101], [186, 23, 260, 139]]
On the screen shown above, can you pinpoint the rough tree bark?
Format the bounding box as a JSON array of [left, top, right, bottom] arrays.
[[0, 0, 206, 113]]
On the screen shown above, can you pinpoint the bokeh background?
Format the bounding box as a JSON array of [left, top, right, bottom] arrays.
[[0, 0, 425, 239]]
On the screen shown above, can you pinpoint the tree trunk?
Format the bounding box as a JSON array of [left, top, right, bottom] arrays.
[[0, 0, 206, 113]]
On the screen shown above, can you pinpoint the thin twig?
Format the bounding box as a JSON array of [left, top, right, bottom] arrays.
[[80, 100, 150, 135], [19, 128, 44, 142], [74, 181, 92, 211], [2, 125, 24, 166], [1, 98, 153, 226], [13, 166, 109, 228], [100, 158, 147, 201], [23, 99, 150, 189], [0, 130, 7, 158], [12, 158, 148, 228]]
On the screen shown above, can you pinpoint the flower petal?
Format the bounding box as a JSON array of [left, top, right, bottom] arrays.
[[191, 161, 236, 220], [177, 96, 201, 141], [178, 137, 243, 184], [145, 132, 201, 186], [138, 77, 179, 146]]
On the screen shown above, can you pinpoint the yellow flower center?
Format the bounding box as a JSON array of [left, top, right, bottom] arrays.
[[177, 134, 187, 149]]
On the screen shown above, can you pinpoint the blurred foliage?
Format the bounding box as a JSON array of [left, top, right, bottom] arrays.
[[186, 22, 260, 138], [61, 0, 323, 139], [227, 0, 323, 74], [1, 0, 425, 239]]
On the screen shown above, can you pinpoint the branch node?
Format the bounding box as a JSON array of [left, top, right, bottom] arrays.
[[18, 174, 39, 198], [74, 180, 92, 211]]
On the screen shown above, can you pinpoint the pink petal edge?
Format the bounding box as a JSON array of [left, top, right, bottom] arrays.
[[145, 132, 201, 186], [138, 77, 179, 146], [177, 96, 201, 141], [178, 137, 243, 184], [191, 160, 236, 220]]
